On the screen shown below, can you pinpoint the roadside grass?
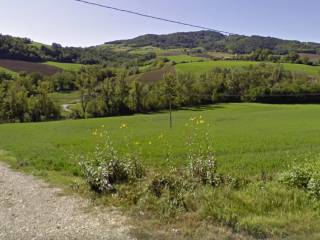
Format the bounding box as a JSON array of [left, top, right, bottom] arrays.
[[2, 103, 320, 238], [45, 61, 85, 72], [176, 60, 320, 76]]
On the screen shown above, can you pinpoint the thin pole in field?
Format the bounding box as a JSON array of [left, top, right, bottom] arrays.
[[169, 99, 172, 129]]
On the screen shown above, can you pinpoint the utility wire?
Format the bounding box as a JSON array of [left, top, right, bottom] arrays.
[[73, 0, 235, 35]]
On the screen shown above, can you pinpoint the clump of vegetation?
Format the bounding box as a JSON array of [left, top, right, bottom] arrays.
[[280, 160, 320, 198], [79, 127, 145, 193], [79, 117, 235, 218]]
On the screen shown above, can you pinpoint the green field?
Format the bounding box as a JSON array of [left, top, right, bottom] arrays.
[[2, 103, 320, 238], [1, 103, 320, 178], [166, 55, 206, 63], [45, 61, 85, 71], [176, 60, 320, 76], [49, 91, 80, 106]]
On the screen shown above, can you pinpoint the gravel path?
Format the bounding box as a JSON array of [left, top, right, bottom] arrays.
[[0, 163, 132, 240]]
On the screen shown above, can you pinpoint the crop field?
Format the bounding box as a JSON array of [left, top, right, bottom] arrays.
[[176, 60, 320, 76], [0, 59, 61, 75], [45, 61, 85, 72], [299, 53, 320, 63], [2, 103, 320, 237], [135, 64, 175, 82]]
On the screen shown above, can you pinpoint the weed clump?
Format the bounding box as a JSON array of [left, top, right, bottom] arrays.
[[280, 161, 320, 198], [78, 128, 145, 193]]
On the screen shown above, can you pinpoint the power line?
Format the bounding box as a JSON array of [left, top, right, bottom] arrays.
[[73, 0, 235, 35]]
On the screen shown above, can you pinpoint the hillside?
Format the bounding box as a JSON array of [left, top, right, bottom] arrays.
[[108, 31, 320, 54], [2, 31, 320, 68], [0, 34, 156, 65]]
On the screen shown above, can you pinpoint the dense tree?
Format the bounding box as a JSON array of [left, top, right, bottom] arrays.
[[77, 70, 97, 118], [128, 80, 144, 113], [0, 72, 60, 123]]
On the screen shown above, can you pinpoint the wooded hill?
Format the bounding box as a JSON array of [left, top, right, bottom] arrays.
[[0, 34, 155, 65], [2, 31, 320, 66], [108, 31, 320, 54]]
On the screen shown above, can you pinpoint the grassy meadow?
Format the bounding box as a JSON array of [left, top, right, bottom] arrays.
[[45, 61, 85, 71], [2, 103, 320, 238], [166, 55, 205, 63], [176, 60, 320, 76], [1, 103, 320, 179], [50, 91, 80, 106]]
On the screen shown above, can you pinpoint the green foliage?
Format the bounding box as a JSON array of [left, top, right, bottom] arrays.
[[0, 73, 60, 122], [279, 165, 311, 189]]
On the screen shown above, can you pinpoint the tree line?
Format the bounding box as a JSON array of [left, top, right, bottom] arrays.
[[1, 63, 320, 123]]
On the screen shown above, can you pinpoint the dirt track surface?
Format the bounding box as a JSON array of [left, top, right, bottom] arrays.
[[0, 163, 132, 240]]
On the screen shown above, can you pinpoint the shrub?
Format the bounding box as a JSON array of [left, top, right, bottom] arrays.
[[148, 170, 195, 210], [307, 174, 320, 198], [280, 161, 320, 198], [279, 166, 311, 189], [188, 153, 220, 186], [79, 129, 145, 193]]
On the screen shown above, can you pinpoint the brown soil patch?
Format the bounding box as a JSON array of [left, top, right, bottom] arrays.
[[299, 53, 320, 63], [138, 65, 176, 83], [0, 59, 61, 75]]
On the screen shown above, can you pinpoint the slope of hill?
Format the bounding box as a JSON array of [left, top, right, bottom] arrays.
[[108, 31, 320, 54]]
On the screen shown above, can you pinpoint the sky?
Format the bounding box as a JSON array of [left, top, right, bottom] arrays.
[[0, 0, 319, 47]]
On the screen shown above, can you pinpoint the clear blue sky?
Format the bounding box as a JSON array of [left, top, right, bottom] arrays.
[[1, 0, 319, 47]]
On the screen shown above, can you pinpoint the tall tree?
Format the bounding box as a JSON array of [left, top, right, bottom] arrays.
[[77, 70, 96, 118], [163, 73, 178, 128]]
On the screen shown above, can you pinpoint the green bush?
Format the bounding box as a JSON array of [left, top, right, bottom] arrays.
[[308, 174, 320, 198], [280, 162, 320, 198], [279, 166, 311, 189]]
